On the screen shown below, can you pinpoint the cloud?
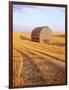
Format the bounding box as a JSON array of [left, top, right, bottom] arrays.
[[13, 4, 65, 15]]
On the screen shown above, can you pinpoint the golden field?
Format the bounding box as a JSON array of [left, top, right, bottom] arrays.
[[12, 32, 66, 87]]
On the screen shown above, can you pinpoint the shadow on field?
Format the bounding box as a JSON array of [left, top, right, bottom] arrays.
[[20, 36, 31, 41]]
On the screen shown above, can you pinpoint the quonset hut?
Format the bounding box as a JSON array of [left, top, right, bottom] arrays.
[[31, 26, 53, 43]]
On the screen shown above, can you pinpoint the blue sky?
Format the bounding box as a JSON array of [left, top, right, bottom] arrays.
[[13, 4, 65, 32]]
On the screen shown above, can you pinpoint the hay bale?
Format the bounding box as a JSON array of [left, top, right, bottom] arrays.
[[31, 26, 53, 44]]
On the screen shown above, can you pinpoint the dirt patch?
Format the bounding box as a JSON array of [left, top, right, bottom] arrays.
[[53, 43, 65, 46], [21, 54, 47, 86]]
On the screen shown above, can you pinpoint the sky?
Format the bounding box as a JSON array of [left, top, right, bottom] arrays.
[[13, 4, 65, 32]]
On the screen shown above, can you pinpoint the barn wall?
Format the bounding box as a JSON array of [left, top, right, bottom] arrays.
[[31, 26, 53, 43], [31, 28, 41, 42], [40, 27, 53, 43]]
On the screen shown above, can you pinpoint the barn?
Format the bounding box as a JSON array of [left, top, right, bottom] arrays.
[[31, 26, 53, 43]]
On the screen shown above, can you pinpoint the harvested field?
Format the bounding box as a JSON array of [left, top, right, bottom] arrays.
[[12, 32, 66, 87]]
